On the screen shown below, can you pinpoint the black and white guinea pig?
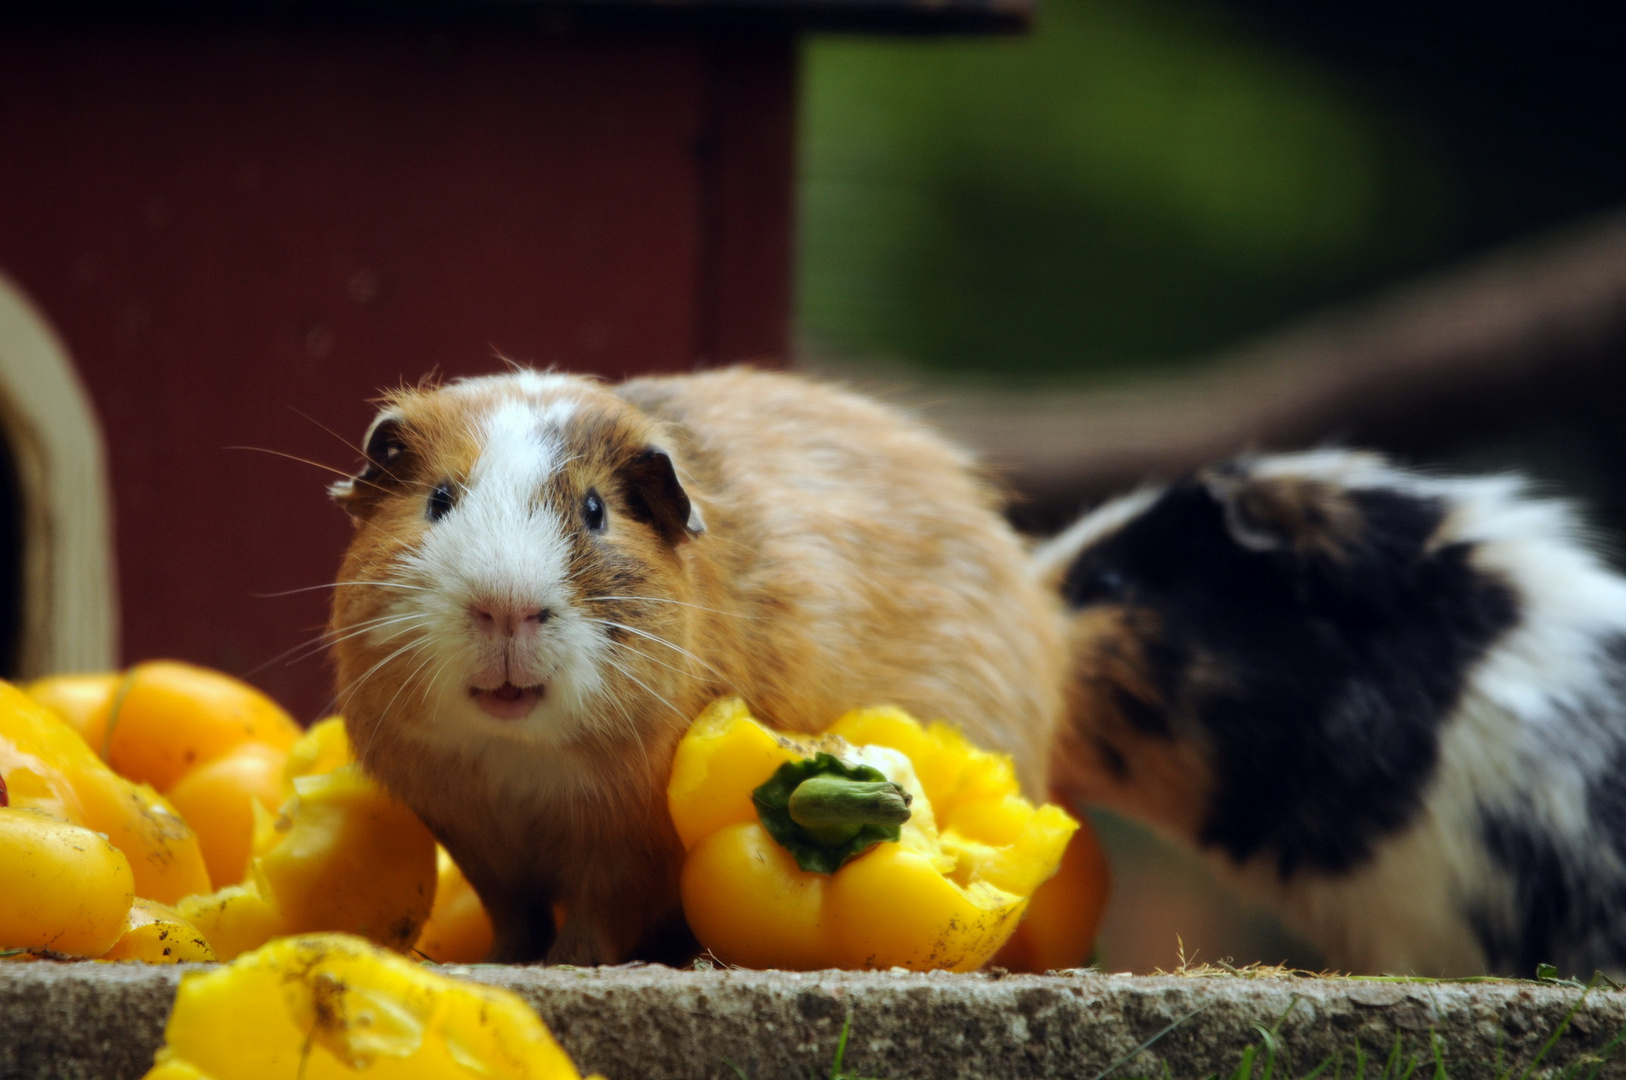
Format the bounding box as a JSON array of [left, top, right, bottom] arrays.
[[1035, 449, 1626, 978]]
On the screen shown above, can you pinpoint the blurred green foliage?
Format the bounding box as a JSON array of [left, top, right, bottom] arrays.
[[797, 0, 1447, 381]]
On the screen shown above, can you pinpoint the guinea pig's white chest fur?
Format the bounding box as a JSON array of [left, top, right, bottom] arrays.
[[329, 367, 1068, 965]]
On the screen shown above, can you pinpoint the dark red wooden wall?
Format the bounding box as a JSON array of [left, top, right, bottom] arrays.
[[0, 26, 795, 719]]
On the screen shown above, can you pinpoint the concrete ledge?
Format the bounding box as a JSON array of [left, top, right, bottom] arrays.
[[5, 963, 1625, 1079]]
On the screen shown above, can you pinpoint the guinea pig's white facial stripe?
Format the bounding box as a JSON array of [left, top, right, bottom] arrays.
[[470, 400, 559, 493], [372, 395, 615, 747]]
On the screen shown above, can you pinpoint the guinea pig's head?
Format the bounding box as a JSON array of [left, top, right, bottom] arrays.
[[328, 371, 706, 768], [1038, 450, 1518, 878]]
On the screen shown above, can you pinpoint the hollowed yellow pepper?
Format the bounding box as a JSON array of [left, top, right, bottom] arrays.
[[667, 698, 1079, 972]]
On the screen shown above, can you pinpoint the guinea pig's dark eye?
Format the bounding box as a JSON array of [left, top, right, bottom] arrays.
[[1065, 562, 1129, 608], [427, 481, 457, 523], [582, 489, 606, 533]]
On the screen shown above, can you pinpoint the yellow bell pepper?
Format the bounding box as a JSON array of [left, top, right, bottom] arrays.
[[166, 742, 289, 889], [0, 680, 211, 904], [100, 661, 304, 794], [0, 806, 135, 957], [283, 715, 354, 786], [180, 763, 436, 960], [141, 933, 603, 1079], [991, 818, 1111, 972], [275, 717, 498, 966], [101, 897, 217, 964], [667, 698, 1079, 972], [24, 671, 121, 750], [30, 665, 306, 893], [413, 846, 495, 964]]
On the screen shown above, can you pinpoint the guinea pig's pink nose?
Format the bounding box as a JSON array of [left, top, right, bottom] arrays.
[[469, 599, 551, 637]]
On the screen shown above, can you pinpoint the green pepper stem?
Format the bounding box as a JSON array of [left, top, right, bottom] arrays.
[[752, 752, 913, 874], [787, 776, 912, 847]]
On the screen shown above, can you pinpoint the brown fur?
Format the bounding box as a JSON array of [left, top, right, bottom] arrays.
[[1049, 606, 1213, 838], [329, 368, 1068, 964], [1205, 469, 1363, 561]]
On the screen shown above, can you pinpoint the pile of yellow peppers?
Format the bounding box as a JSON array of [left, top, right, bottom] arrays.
[[667, 698, 1100, 972], [1, 664, 491, 966], [0, 678, 215, 961], [5, 659, 1106, 978], [0, 660, 592, 1078]]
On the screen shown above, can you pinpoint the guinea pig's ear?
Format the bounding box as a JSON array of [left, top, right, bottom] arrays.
[[620, 447, 704, 545], [330, 409, 409, 518], [1201, 464, 1359, 560]]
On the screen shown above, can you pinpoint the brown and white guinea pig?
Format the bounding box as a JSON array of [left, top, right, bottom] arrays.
[[327, 366, 1068, 965], [1036, 449, 1626, 978]]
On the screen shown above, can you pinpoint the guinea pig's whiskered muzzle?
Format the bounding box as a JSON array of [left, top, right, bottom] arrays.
[[459, 596, 559, 719]]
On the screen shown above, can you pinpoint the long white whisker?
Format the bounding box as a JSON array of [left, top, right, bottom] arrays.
[[377, 645, 441, 739], [578, 596, 757, 619], [582, 618, 724, 680], [606, 637, 738, 694], [254, 580, 434, 598], [337, 634, 431, 716], [593, 658, 672, 780], [347, 636, 433, 763], [288, 614, 429, 668], [589, 656, 653, 776], [596, 652, 687, 725], [244, 612, 428, 677]]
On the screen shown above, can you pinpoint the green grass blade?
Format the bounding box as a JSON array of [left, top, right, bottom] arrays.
[[1381, 1033, 1404, 1080], [829, 1017, 851, 1080], [1089, 1004, 1210, 1080], [1584, 1026, 1626, 1080], [1299, 1053, 1336, 1080], [1514, 971, 1597, 1080], [1252, 1025, 1279, 1080]]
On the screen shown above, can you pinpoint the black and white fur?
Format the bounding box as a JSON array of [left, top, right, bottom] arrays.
[[1038, 449, 1626, 977]]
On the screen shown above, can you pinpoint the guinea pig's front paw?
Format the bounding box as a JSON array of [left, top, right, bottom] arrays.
[[544, 918, 618, 967]]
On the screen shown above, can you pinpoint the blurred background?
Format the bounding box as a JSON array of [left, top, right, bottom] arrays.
[[2, 0, 1623, 975]]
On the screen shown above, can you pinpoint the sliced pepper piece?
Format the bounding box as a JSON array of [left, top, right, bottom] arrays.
[[992, 819, 1112, 972], [141, 932, 603, 1079], [180, 763, 436, 960], [24, 672, 120, 752], [668, 698, 1080, 972], [101, 897, 217, 963], [166, 742, 289, 889], [282, 715, 354, 789], [0, 807, 134, 957]]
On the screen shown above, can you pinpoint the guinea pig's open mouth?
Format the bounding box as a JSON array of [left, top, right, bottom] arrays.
[[469, 682, 545, 721]]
